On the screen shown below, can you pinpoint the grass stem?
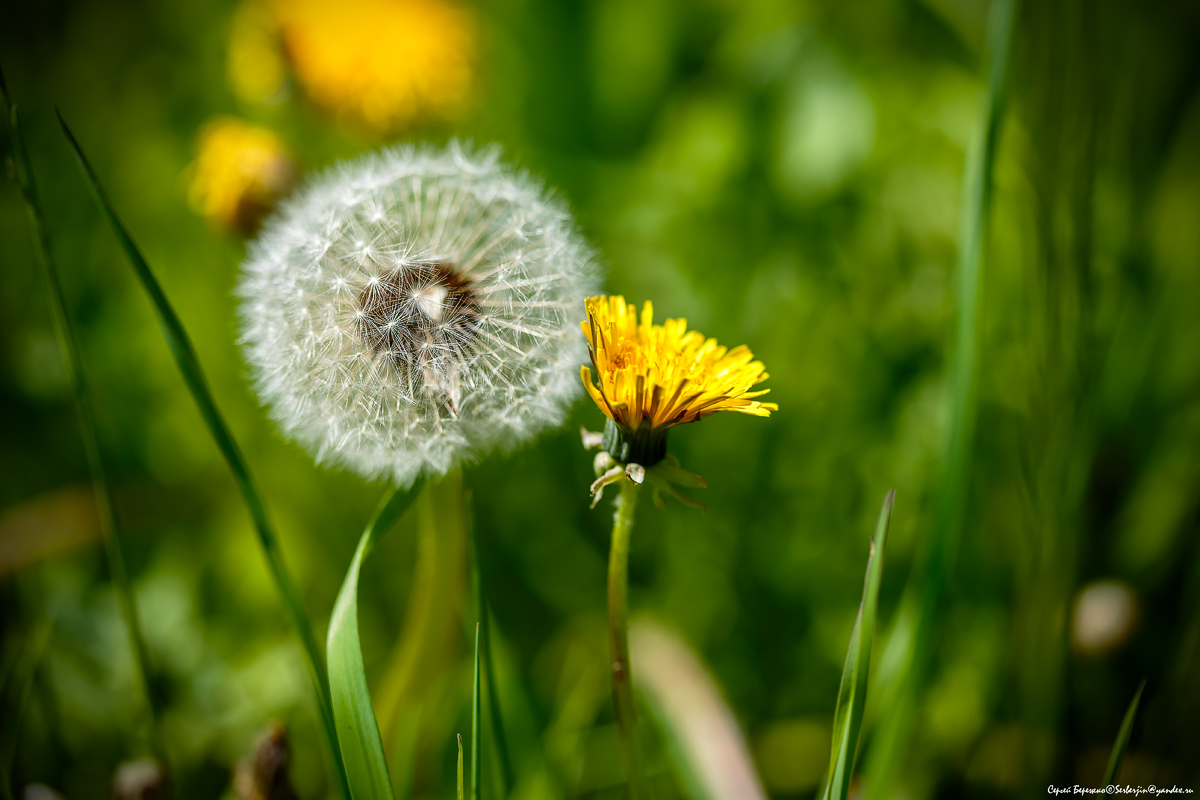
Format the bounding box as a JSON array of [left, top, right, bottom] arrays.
[[1102, 681, 1145, 787], [471, 622, 481, 800], [821, 491, 894, 800], [457, 733, 465, 800], [1, 70, 165, 762], [467, 497, 514, 798]]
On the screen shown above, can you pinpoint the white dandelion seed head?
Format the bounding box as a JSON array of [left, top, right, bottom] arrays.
[[238, 141, 599, 485]]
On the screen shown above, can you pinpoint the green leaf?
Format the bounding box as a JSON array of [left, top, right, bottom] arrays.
[[328, 481, 424, 800], [823, 490, 895, 800], [56, 110, 349, 799], [1102, 680, 1145, 787]]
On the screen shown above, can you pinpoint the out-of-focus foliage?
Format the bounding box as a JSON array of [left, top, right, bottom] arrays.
[[186, 116, 296, 235], [1, 0, 1198, 798]]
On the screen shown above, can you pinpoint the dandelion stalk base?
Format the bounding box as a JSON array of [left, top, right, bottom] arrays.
[[608, 477, 648, 799]]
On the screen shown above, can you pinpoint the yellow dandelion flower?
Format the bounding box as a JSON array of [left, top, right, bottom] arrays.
[[582, 297, 779, 778], [581, 295, 777, 466], [187, 117, 297, 235], [272, 0, 476, 134]]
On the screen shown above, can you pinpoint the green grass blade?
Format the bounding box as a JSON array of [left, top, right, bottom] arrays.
[[865, 2, 1017, 795], [1102, 681, 1145, 786], [0, 615, 55, 800], [471, 622, 482, 800], [457, 734, 465, 800], [1, 71, 164, 756], [328, 481, 424, 800], [467, 497, 513, 797], [54, 110, 349, 799], [822, 491, 894, 800]]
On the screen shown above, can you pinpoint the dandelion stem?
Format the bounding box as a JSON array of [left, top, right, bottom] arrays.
[[608, 478, 648, 800], [1, 71, 165, 763]]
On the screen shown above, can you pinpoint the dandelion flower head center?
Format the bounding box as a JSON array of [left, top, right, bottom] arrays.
[[239, 144, 598, 486], [356, 261, 482, 369]]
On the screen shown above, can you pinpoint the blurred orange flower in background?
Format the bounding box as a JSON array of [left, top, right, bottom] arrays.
[[228, 0, 477, 135]]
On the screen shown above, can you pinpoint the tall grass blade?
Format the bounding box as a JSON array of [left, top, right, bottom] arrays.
[[865, 2, 1017, 795], [822, 491, 894, 800], [471, 622, 481, 800], [1102, 681, 1145, 787], [55, 111, 349, 798], [0, 615, 55, 800], [1, 72, 163, 756], [457, 734, 465, 800], [467, 497, 514, 797], [328, 481, 424, 800]]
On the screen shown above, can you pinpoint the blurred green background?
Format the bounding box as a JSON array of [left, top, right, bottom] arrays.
[[3, 0, 1200, 798]]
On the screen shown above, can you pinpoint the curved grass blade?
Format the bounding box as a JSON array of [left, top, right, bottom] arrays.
[[472, 622, 481, 800], [55, 111, 348, 799], [328, 481, 424, 800], [373, 473, 467, 797], [631, 620, 768, 800], [1, 71, 164, 757], [1102, 680, 1145, 787], [467, 497, 514, 797], [822, 491, 894, 800]]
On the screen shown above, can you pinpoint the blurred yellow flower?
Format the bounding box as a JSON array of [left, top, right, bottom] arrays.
[[187, 117, 297, 235], [227, 0, 288, 104], [229, 0, 476, 134], [581, 295, 776, 463]]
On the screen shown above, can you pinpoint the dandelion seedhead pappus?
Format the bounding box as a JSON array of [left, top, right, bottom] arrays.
[[239, 142, 598, 485]]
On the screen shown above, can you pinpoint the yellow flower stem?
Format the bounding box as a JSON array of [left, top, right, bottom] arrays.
[[608, 477, 649, 799]]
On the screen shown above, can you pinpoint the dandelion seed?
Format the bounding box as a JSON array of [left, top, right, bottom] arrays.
[[239, 142, 598, 485]]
